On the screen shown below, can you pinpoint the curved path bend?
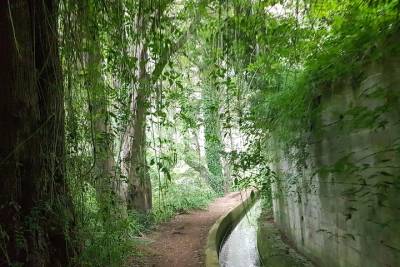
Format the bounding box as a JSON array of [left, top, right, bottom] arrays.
[[132, 191, 249, 267]]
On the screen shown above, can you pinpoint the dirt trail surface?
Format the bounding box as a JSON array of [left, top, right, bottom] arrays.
[[133, 191, 249, 267]]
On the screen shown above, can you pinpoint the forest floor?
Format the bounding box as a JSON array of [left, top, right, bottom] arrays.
[[131, 191, 247, 267]]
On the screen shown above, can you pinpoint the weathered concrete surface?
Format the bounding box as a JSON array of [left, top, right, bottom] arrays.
[[257, 208, 313, 267], [270, 56, 400, 267], [205, 190, 256, 267]]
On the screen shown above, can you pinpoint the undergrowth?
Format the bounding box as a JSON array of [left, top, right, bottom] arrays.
[[72, 175, 215, 266], [152, 179, 216, 222], [252, 2, 400, 153]]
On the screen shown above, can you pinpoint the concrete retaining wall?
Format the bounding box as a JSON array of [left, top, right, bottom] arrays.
[[205, 191, 257, 267], [270, 56, 400, 267]]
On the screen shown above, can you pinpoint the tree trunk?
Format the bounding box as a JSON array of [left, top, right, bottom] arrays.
[[88, 41, 120, 214], [120, 0, 211, 212], [183, 140, 212, 184], [222, 157, 232, 193], [120, 91, 150, 212], [126, 87, 152, 212], [203, 84, 225, 195], [0, 1, 74, 266], [120, 24, 152, 212], [121, 92, 152, 213], [123, 41, 152, 212], [119, 3, 154, 212], [80, 0, 122, 214]]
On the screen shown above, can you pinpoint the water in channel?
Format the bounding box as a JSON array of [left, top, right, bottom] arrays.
[[219, 200, 262, 267]]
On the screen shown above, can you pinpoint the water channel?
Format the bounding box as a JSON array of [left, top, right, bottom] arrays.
[[219, 200, 262, 267]]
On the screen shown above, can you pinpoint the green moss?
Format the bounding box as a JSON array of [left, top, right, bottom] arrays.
[[257, 209, 313, 267]]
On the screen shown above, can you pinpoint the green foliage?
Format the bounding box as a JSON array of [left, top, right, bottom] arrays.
[[193, 0, 400, 208], [230, 135, 276, 206], [203, 84, 225, 195], [10, 0, 399, 264], [152, 180, 216, 222], [70, 183, 139, 267], [242, 0, 399, 144]]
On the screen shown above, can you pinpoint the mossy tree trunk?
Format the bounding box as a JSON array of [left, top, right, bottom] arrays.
[[121, 0, 210, 212], [0, 1, 74, 266], [126, 83, 152, 212], [79, 0, 122, 215], [124, 48, 152, 212], [121, 8, 152, 212], [203, 84, 225, 195]]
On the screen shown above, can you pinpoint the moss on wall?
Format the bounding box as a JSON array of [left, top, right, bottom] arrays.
[[257, 208, 313, 267], [269, 56, 400, 267]]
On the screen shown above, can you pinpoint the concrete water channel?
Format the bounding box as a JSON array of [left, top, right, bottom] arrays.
[[205, 192, 312, 267], [219, 200, 262, 267]]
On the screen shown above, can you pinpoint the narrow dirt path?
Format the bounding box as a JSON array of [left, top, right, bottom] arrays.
[[133, 191, 249, 267]]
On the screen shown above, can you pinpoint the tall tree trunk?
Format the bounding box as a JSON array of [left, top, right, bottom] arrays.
[[222, 156, 232, 193], [127, 87, 152, 212], [87, 40, 120, 214], [122, 44, 152, 212], [203, 84, 225, 195], [121, 0, 210, 212], [0, 1, 74, 266], [120, 2, 154, 212], [80, 0, 122, 214]]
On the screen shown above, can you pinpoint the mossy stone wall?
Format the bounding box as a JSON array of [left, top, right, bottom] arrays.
[[270, 57, 400, 267]]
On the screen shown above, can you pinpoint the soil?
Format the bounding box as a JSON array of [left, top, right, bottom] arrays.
[[132, 191, 248, 267]]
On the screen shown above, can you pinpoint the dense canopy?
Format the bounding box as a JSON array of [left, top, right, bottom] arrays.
[[0, 0, 399, 266]]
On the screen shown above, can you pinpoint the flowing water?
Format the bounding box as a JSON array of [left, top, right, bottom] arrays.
[[219, 200, 262, 267]]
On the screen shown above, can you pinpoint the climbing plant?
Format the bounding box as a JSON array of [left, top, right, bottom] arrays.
[[1, 0, 400, 265]]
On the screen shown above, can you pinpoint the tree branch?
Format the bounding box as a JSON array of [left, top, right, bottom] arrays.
[[149, 0, 211, 84]]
